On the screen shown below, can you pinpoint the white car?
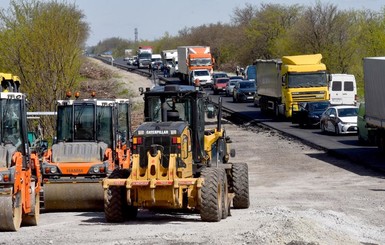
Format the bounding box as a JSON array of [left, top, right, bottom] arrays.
[[190, 69, 212, 87], [320, 105, 358, 134]]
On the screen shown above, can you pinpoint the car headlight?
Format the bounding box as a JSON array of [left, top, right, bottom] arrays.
[[0, 174, 3, 182]]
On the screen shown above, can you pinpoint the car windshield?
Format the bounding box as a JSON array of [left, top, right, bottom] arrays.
[[194, 70, 209, 76], [287, 72, 327, 88], [230, 76, 243, 80], [214, 73, 227, 78], [190, 58, 211, 66], [239, 82, 255, 89], [229, 81, 238, 86], [337, 108, 358, 117], [218, 79, 229, 84], [138, 53, 151, 59], [309, 102, 330, 111]]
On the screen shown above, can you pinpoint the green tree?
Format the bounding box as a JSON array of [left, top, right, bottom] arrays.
[[0, 0, 89, 137]]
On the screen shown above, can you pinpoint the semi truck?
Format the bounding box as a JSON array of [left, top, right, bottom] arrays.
[[363, 57, 385, 152], [137, 46, 153, 69], [176, 46, 214, 84], [254, 54, 329, 118]]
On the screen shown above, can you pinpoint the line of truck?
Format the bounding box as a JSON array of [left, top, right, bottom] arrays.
[[126, 45, 215, 84]]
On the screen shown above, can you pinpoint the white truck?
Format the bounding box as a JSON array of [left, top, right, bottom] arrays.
[[124, 49, 133, 61], [328, 74, 357, 105], [137, 46, 152, 69], [363, 57, 385, 152], [161, 49, 178, 69], [177, 46, 214, 83]]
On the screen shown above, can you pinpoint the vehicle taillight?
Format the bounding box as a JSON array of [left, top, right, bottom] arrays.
[[172, 136, 181, 149], [172, 136, 180, 144], [133, 137, 143, 145]]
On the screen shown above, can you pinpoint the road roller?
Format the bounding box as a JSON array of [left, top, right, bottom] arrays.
[[0, 74, 41, 231], [41, 92, 131, 211]]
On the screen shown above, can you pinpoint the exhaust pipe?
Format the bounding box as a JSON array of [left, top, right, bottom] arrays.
[[217, 97, 222, 132]]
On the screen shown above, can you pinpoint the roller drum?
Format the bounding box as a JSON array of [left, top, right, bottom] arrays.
[[43, 182, 104, 211]]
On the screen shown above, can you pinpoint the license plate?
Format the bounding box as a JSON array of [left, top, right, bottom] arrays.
[[247, 96, 253, 100]]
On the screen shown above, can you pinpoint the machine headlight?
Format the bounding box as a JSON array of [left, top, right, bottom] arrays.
[[93, 167, 100, 173], [50, 167, 57, 173], [0, 173, 10, 182]]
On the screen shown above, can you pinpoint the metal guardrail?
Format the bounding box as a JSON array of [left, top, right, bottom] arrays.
[[94, 56, 153, 78]]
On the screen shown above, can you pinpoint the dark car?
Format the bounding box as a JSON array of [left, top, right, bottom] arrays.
[[233, 80, 256, 102], [151, 60, 163, 71], [292, 101, 330, 128]]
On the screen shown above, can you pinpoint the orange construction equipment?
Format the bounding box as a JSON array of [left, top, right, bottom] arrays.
[[41, 94, 131, 211], [0, 76, 41, 231]]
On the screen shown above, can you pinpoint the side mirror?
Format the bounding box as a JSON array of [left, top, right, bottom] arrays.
[[330, 114, 336, 118], [139, 87, 144, 95]]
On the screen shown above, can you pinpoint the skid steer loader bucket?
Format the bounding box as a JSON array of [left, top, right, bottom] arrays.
[[43, 181, 104, 211]]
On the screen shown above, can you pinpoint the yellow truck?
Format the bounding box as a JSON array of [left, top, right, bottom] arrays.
[[254, 54, 329, 118]]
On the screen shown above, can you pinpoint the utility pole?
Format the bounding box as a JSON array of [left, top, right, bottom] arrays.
[[134, 28, 138, 44]]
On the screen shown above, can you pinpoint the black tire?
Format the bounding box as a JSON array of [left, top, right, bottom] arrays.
[[357, 129, 365, 145], [274, 103, 280, 118], [320, 122, 326, 133], [335, 125, 340, 135], [231, 162, 250, 209], [104, 169, 128, 223], [200, 168, 222, 222]]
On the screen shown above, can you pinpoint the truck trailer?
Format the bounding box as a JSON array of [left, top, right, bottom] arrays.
[[254, 54, 329, 118], [177, 46, 214, 84], [363, 57, 385, 152]]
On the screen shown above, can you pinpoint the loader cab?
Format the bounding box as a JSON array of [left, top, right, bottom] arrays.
[[141, 85, 207, 163]]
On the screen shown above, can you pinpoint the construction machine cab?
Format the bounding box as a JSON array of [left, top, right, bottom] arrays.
[[141, 85, 208, 165], [0, 92, 29, 168], [0, 84, 41, 231], [41, 95, 131, 211]]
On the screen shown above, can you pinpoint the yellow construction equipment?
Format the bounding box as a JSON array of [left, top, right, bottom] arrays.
[[103, 84, 249, 222]]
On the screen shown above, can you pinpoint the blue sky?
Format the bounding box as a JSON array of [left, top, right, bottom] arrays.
[[0, 0, 384, 46]]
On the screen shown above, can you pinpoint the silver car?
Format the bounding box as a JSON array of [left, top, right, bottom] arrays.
[[320, 105, 358, 135]]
